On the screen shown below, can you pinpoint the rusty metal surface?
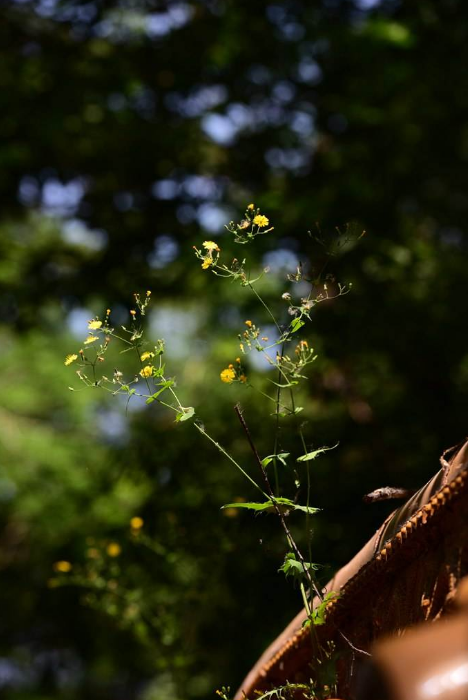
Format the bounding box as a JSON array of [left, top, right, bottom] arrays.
[[236, 439, 468, 700]]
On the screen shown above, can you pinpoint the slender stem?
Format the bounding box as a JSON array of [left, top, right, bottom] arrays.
[[248, 283, 282, 334], [234, 403, 323, 602], [300, 581, 311, 617], [193, 422, 267, 498]]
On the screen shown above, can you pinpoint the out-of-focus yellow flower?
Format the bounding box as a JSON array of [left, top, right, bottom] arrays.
[[201, 257, 214, 270], [130, 516, 144, 530], [106, 542, 121, 557], [247, 203, 254, 210], [220, 368, 236, 384], [84, 335, 99, 345], [245, 320, 252, 328], [64, 354, 78, 366], [140, 365, 154, 378], [146, 290, 151, 297], [253, 214, 269, 227], [88, 320, 102, 330], [54, 560, 72, 573], [130, 309, 136, 317], [202, 240, 220, 252], [140, 351, 154, 362]]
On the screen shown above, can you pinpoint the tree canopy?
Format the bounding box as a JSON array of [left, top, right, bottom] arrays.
[[1, 1, 468, 699]]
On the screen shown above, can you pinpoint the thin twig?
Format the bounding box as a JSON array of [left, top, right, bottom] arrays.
[[234, 403, 323, 602]]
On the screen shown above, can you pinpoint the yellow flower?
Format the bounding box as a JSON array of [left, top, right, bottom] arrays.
[[130, 309, 136, 317], [64, 354, 78, 366], [54, 560, 72, 573], [201, 257, 214, 270], [106, 542, 121, 557], [140, 365, 154, 378], [247, 203, 254, 210], [130, 516, 144, 530], [140, 351, 154, 362], [236, 357, 241, 363], [84, 335, 99, 345], [253, 214, 269, 227], [245, 320, 252, 328], [146, 290, 151, 297], [220, 368, 236, 384], [88, 320, 102, 330], [203, 240, 220, 252]]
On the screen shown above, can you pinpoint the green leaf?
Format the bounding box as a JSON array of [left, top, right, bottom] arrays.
[[279, 552, 320, 581], [311, 591, 339, 626], [291, 504, 320, 515], [221, 497, 318, 516], [296, 443, 339, 463], [175, 406, 195, 422], [145, 380, 175, 404], [290, 318, 305, 333], [261, 452, 290, 467]]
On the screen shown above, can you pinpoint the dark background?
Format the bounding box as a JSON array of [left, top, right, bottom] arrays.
[[1, 1, 468, 699]]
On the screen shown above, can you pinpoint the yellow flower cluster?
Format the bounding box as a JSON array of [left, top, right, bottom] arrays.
[[253, 214, 269, 228], [220, 367, 236, 383], [84, 335, 99, 345], [220, 359, 247, 384], [64, 354, 78, 366], [88, 320, 102, 330], [140, 351, 154, 362], [140, 365, 154, 378], [54, 560, 72, 573], [201, 240, 220, 270], [130, 516, 144, 530], [107, 542, 121, 557]]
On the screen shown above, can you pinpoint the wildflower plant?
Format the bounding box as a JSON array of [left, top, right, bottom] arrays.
[[63, 204, 362, 699]]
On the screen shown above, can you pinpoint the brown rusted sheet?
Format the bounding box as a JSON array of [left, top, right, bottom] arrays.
[[236, 439, 468, 700]]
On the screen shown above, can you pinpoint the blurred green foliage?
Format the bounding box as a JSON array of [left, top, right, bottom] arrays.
[[1, 1, 468, 699]]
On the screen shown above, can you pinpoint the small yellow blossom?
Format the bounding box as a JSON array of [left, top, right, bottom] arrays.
[[130, 516, 144, 530], [88, 320, 102, 330], [106, 542, 121, 557], [228, 363, 234, 369], [261, 336, 269, 341], [245, 320, 252, 328], [140, 351, 154, 362], [54, 560, 72, 573], [247, 203, 254, 210], [84, 335, 99, 345], [236, 357, 241, 363], [253, 214, 269, 228], [106, 309, 111, 315], [239, 219, 250, 229], [140, 365, 154, 378], [64, 354, 78, 366], [146, 290, 151, 297], [220, 368, 236, 384], [203, 240, 220, 252], [201, 257, 214, 270], [239, 343, 244, 352], [130, 309, 136, 317]]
